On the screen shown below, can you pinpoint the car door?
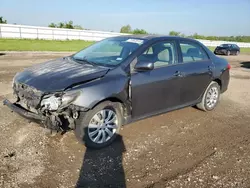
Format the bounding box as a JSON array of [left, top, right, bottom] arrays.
[[131, 40, 182, 119], [228, 44, 234, 54], [232, 44, 238, 54], [177, 40, 214, 105]]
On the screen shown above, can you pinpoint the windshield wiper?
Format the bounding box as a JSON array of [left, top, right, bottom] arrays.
[[72, 57, 98, 67]]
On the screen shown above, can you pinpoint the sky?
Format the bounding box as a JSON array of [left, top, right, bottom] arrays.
[[1, 0, 250, 36]]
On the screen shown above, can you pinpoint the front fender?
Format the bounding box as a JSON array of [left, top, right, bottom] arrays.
[[72, 69, 129, 109]]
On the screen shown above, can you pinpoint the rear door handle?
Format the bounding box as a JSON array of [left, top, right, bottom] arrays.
[[174, 71, 183, 77], [208, 66, 212, 71]]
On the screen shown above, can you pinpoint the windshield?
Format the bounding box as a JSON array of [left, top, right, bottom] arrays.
[[73, 37, 145, 67]]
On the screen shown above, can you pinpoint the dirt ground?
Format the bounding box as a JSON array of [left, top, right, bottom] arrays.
[[0, 52, 250, 188]]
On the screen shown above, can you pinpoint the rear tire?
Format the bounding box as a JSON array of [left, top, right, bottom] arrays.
[[226, 50, 230, 56], [74, 101, 122, 149], [196, 81, 220, 111]]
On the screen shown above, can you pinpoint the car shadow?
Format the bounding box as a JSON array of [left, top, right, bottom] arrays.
[[0, 53, 6, 56], [240, 62, 250, 69], [75, 135, 127, 188]]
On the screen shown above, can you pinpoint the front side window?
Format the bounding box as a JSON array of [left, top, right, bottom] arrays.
[[180, 42, 209, 63], [143, 47, 153, 54], [73, 37, 145, 67], [138, 41, 177, 68]]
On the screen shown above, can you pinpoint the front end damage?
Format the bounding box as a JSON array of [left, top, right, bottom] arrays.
[[4, 82, 86, 132]]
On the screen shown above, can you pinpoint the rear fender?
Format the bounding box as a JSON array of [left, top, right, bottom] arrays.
[[213, 57, 230, 93]]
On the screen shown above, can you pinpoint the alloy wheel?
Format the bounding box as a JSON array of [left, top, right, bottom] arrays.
[[88, 109, 118, 144], [206, 86, 219, 109]]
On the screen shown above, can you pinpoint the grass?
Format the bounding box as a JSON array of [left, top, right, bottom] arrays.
[[0, 39, 95, 51], [0, 38, 250, 53], [208, 47, 216, 51]]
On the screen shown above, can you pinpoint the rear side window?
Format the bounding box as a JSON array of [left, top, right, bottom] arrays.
[[233, 44, 239, 48], [180, 42, 209, 63]]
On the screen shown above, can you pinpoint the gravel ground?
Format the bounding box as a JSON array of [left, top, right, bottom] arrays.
[[0, 52, 250, 188]]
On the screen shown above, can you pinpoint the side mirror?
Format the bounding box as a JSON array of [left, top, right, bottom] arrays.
[[134, 61, 154, 71]]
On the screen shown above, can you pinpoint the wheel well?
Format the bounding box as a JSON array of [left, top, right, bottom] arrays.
[[213, 79, 222, 90], [91, 97, 129, 117]]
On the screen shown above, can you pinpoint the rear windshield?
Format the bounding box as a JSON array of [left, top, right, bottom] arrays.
[[219, 44, 231, 47]]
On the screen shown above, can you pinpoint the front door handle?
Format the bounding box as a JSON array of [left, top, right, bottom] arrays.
[[174, 71, 183, 77], [208, 66, 212, 71]]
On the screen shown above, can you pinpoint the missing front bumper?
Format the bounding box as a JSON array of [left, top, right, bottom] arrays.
[[3, 99, 74, 131], [3, 99, 45, 122]]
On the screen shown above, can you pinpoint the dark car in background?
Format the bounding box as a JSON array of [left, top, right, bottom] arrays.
[[214, 43, 240, 56], [4, 35, 230, 149]]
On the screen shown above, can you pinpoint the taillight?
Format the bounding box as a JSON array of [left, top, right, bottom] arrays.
[[227, 64, 231, 70]]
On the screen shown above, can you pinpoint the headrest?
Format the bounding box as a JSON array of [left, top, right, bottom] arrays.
[[158, 49, 170, 62], [187, 48, 200, 57]]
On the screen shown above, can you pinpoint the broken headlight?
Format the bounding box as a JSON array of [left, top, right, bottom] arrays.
[[41, 90, 81, 111]]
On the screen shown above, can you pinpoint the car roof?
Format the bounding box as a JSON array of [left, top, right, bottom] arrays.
[[113, 34, 192, 41]]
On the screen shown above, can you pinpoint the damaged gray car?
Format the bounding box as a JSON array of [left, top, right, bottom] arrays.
[[3, 35, 230, 148]]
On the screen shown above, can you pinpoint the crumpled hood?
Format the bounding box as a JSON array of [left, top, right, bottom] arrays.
[[14, 57, 110, 92]]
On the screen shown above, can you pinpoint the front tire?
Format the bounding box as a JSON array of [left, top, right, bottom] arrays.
[[226, 50, 230, 56], [196, 81, 220, 111], [74, 101, 122, 149]]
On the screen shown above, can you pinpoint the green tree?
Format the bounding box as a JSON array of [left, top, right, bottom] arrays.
[[191, 33, 205, 39], [169, 31, 181, 36], [186, 33, 250, 42], [48, 21, 83, 30], [206, 36, 218, 40], [120, 24, 132, 33], [65, 21, 74, 29], [58, 22, 65, 28], [0, 16, 7, 24], [132, 28, 148, 34], [74, 25, 83, 30], [48, 23, 57, 28]]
